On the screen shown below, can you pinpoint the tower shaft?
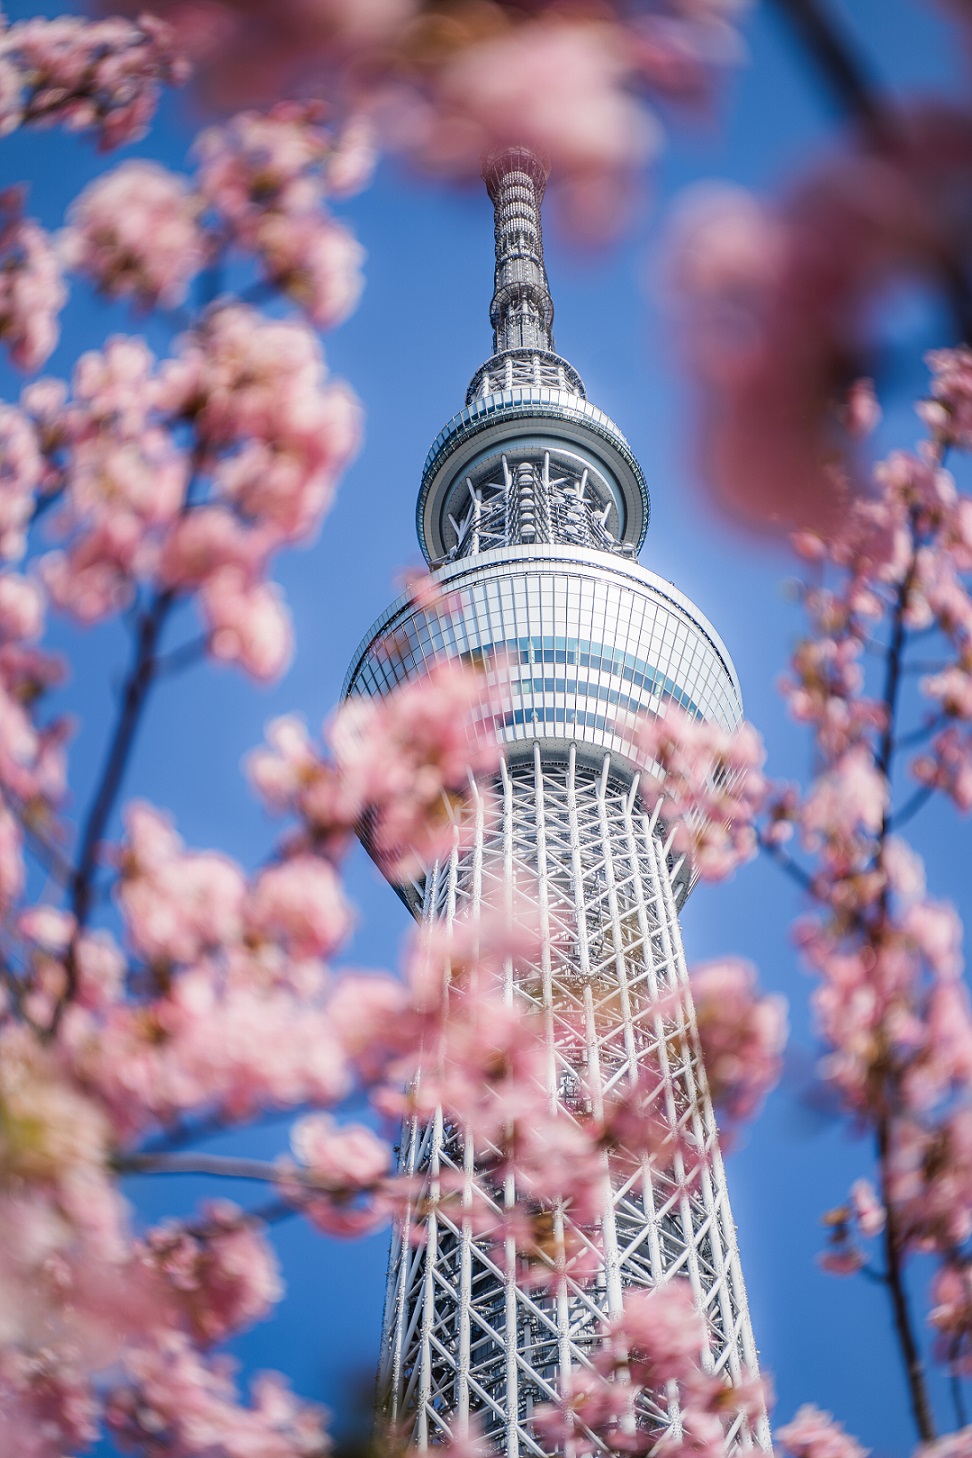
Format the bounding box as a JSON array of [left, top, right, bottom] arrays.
[[378, 750, 767, 1453]]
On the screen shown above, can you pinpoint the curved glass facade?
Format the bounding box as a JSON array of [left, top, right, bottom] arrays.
[[345, 544, 742, 779]]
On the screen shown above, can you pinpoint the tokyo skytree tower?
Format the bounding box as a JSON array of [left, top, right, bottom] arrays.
[[344, 149, 770, 1455]]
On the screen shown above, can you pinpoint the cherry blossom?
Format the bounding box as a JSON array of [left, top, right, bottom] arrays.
[[665, 109, 972, 532], [689, 958, 787, 1128], [629, 705, 768, 881], [160, 304, 361, 543], [777, 1405, 869, 1458], [922, 345, 972, 450], [918, 1430, 972, 1458], [115, 801, 246, 967], [200, 568, 294, 681], [141, 1203, 282, 1347], [116, 0, 748, 237], [286, 1113, 391, 1235], [195, 103, 365, 326], [535, 1280, 765, 1455], [0, 404, 41, 561], [0, 12, 186, 148], [64, 161, 205, 309], [0, 188, 65, 371], [246, 856, 352, 960], [930, 1262, 972, 1375], [105, 1335, 329, 1458]]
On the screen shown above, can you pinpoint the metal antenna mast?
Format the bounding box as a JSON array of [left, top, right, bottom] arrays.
[[345, 148, 770, 1456]]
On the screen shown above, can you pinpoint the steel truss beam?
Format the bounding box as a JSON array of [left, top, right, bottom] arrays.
[[378, 747, 771, 1454]]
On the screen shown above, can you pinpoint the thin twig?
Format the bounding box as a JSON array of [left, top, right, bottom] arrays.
[[951, 1356, 968, 1431], [155, 635, 209, 678], [858, 1262, 889, 1287], [888, 784, 935, 833], [894, 715, 948, 752], [755, 829, 817, 896], [868, 525, 937, 1441]]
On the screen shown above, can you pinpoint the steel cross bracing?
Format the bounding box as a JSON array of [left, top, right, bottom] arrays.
[[448, 451, 622, 561], [378, 747, 770, 1454]]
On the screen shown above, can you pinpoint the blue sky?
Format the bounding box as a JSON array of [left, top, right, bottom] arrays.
[[5, 1, 972, 1453]]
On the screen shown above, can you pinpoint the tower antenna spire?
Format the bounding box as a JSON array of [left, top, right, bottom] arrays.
[[482, 146, 554, 355]]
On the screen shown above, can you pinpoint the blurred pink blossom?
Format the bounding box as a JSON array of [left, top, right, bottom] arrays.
[[690, 957, 787, 1127], [777, 1404, 869, 1458], [116, 801, 246, 966], [665, 109, 972, 533], [195, 102, 365, 325], [0, 12, 186, 149], [0, 405, 41, 561], [105, 1334, 328, 1458], [630, 704, 767, 881], [201, 568, 294, 681], [246, 855, 351, 959], [0, 189, 65, 371], [64, 161, 205, 308], [141, 1203, 282, 1347]]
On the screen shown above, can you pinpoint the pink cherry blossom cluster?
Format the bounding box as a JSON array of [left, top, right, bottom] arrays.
[[249, 659, 501, 879], [744, 358, 972, 1441], [0, 569, 67, 910], [534, 1280, 765, 1456], [0, 187, 66, 372], [689, 958, 787, 1130], [776, 1404, 869, 1458], [0, 11, 187, 149], [628, 704, 768, 881], [195, 102, 368, 326], [61, 101, 366, 325], [0, 1017, 328, 1457], [4, 307, 360, 676], [63, 161, 205, 310], [664, 108, 972, 533]]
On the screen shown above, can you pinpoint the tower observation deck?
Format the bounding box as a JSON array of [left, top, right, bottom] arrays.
[[344, 149, 770, 1455]]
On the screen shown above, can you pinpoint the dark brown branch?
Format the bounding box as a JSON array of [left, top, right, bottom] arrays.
[[888, 783, 935, 833], [951, 1348, 969, 1431], [766, 0, 890, 139], [869, 528, 936, 1441], [877, 1117, 937, 1442], [768, 0, 972, 341], [70, 591, 174, 929], [49, 591, 175, 1029]]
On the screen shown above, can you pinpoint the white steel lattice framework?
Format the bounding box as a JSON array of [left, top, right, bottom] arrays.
[[344, 148, 771, 1455]]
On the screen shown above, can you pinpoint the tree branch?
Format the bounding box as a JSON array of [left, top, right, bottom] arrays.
[[766, 0, 890, 138], [49, 590, 175, 1029], [755, 828, 817, 895], [767, 0, 972, 341], [117, 1150, 378, 1201], [888, 783, 935, 833], [877, 1116, 937, 1442], [119, 1150, 290, 1184]]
